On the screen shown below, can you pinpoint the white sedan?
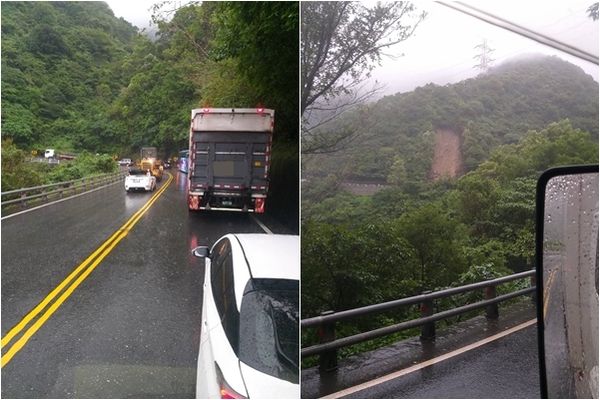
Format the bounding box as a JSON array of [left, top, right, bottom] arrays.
[[192, 234, 299, 399], [125, 169, 156, 192]]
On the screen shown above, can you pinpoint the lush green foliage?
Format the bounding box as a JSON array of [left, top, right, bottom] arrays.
[[45, 152, 118, 183], [1, 1, 299, 154], [301, 59, 598, 346], [2, 2, 299, 226], [303, 118, 597, 312], [302, 113, 597, 359], [1, 139, 45, 191], [1, 2, 137, 152], [1, 139, 118, 192], [304, 56, 598, 183]]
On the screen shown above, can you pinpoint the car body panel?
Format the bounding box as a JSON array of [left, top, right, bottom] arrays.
[[124, 173, 156, 192], [195, 234, 299, 399], [240, 362, 299, 399], [230, 234, 299, 310], [197, 254, 248, 398]]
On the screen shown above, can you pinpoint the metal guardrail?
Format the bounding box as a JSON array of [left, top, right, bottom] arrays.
[[301, 269, 536, 371], [1, 171, 127, 213]]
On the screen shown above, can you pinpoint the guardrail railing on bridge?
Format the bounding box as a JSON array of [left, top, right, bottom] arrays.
[[301, 269, 536, 371], [1, 171, 127, 215]]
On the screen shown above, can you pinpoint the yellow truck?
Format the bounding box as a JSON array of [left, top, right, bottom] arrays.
[[140, 147, 163, 182]]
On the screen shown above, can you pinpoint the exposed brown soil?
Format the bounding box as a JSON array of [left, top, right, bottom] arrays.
[[429, 129, 463, 181]]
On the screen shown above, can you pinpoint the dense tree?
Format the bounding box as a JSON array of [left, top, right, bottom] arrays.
[[3, 1, 298, 229], [302, 221, 417, 316], [304, 55, 598, 181], [302, 117, 598, 324], [399, 203, 469, 289], [211, 2, 299, 143], [1, 2, 137, 153]]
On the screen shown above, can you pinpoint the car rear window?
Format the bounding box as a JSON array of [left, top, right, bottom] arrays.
[[239, 279, 299, 383], [129, 169, 148, 176]]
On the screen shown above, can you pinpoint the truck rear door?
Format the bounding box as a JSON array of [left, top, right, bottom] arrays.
[[190, 131, 269, 192]]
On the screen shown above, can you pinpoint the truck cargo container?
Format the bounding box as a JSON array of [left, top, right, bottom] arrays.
[[187, 108, 274, 213]]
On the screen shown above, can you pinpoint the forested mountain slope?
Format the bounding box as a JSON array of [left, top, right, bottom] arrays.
[[305, 55, 598, 183], [1, 2, 138, 152], [2, 2, 299, 156], [2, 2, 299, 227]]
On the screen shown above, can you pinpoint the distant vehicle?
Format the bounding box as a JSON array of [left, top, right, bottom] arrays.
[[118, 158, 132, 166], [140, 146, 158, 160], [178, 150, 189, 174], [192, 233, 299, 399], [187, 108, 274, 213], [163, 160, 171, 169], [125, 168, 156, 192], [140, 146, 163, 182], [44, 149, 76, 161]]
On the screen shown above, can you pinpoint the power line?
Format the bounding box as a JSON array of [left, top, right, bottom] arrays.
[[436, 1, 599, 65]]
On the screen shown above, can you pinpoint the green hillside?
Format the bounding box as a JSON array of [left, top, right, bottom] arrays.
[[304, 55, 598, 183], [2, 2, 137, 152], [302, 55, 598, 340], [2, 2, 299, 226]]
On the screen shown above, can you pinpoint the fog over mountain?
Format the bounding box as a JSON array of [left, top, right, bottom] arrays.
[[368, 1, 598, 96]]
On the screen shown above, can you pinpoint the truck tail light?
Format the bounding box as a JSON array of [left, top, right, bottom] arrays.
[[220, 385, 246, 399], [215, 363, 246, 399], [188, 195, 201, 210], [255, 198, 265, 214]]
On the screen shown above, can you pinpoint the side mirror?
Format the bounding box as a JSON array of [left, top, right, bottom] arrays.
[[536, 165, 599, 398], [192, 246, 210, 258]]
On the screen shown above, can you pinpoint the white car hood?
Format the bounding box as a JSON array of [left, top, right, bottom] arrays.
[[239, 361, 299, 399]]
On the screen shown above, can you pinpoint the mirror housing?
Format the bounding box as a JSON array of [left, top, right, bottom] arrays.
[[192, 246, 210, 258], [536, 165, 599, 398]]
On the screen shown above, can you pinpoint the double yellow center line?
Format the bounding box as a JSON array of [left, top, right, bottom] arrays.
[[1, 173, 173, 367]]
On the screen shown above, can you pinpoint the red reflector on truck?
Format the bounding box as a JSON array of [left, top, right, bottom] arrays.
[[255, 198, 265, 214], [188, 195, 201, 210]]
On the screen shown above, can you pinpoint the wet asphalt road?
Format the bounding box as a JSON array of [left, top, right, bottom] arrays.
[[344, 324, 540, 399], [1, 171, 284, 398]]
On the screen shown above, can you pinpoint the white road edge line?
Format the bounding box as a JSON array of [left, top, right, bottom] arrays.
[[250, 214, 273, 234], [1, 179, 123, 221], [322, 318, 538, 399]]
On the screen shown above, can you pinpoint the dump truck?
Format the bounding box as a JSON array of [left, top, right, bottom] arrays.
[[187, 107, 274, 213], [139, 146, 163, 182]]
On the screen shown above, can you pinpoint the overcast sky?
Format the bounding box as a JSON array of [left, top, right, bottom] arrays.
[[369, 1, 599, 95], [106, 1, 599, 96], [105, 0, 158, 31]]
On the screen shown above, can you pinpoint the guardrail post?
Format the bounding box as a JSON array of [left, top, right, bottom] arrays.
[[484, 285, 499, 319], [318, 310, 337, 372], [530, 274, 536, 303], [20, 192, 27, 209], [420, 291, 435, 341]]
